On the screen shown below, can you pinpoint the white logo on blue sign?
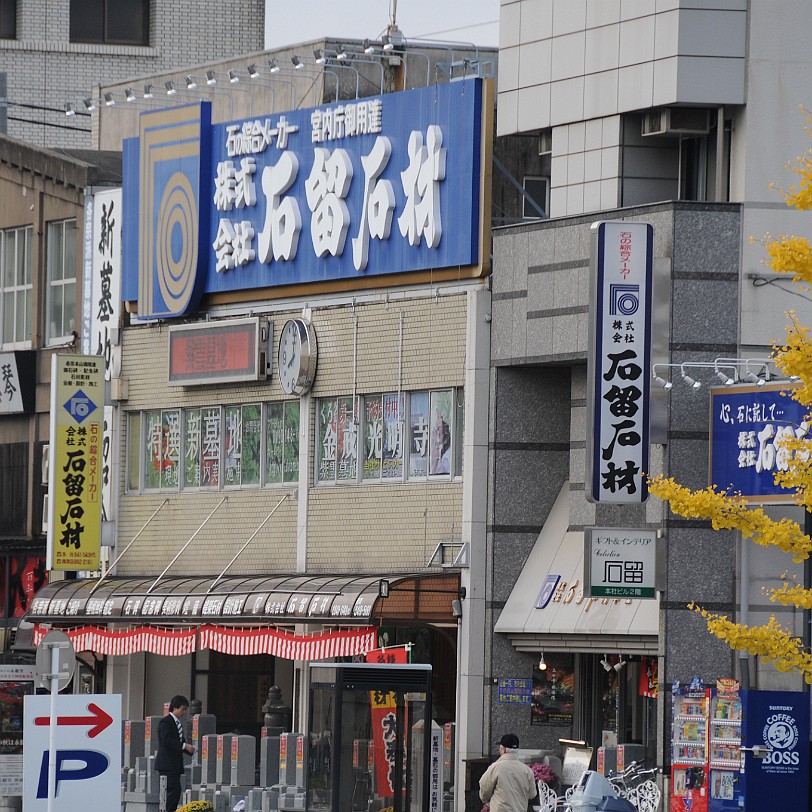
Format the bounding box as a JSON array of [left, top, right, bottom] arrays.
[[63, 391, 96, 424]]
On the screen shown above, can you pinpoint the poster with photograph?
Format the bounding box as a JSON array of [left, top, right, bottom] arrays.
[[531, 653, 575, 725]]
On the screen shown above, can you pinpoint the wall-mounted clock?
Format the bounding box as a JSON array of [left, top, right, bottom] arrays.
[[277, 318, 318, 395]]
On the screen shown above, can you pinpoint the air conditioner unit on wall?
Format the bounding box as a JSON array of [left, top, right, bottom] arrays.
[[642, 108, 710, 137]]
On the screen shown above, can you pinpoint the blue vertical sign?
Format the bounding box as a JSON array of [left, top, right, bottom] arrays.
[[710, 383, 806, 502], [740, 690, 809, 810]]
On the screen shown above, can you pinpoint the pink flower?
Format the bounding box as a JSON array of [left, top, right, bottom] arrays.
[[530, 762, 559, 785]]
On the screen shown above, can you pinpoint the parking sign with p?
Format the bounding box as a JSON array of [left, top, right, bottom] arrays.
[[23, 693, 121, 810]]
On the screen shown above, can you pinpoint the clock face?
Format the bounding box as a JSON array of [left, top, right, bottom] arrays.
[[277, 319, 317, 395]]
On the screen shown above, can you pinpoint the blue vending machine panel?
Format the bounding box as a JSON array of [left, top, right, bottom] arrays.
[[740, 690, 809, 811]]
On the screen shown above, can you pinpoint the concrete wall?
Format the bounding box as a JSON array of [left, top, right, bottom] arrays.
[[497, 0, 746, 136], [116, 291, 470, 577]]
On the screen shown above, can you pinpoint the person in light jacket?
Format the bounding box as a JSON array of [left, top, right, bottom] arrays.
[[479, 733, 537, 812]]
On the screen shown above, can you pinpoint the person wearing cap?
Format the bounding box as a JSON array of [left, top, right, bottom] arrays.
[[479, 733, 537, 812]]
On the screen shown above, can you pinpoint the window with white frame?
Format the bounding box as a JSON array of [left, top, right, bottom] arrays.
[[316, 389, 464, 485], [46, 219, 77, 344], [1, 226, 33, 348]]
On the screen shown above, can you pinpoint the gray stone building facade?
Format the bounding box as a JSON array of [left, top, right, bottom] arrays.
[[487, 201, 749, 769]]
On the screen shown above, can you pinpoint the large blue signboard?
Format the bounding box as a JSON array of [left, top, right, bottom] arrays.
[[122, 80, 485, 318], [710, 383, 807, 502]]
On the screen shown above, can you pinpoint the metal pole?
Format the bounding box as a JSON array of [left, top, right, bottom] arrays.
[[46, 643, 60, 812]]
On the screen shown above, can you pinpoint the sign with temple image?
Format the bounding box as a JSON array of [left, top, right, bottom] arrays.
[[122, 79, 488, 318]]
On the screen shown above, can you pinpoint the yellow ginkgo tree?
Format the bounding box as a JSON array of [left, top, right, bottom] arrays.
[[649, 131, 812, 683]]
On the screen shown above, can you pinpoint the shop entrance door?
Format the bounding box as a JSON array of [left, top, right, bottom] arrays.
[[308, 663, 433, 812]]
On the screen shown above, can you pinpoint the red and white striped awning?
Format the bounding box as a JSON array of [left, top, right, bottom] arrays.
[[198, 625, 375, 659], [32, 623, 376, 660]]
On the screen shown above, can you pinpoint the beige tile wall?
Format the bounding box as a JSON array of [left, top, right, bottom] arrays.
[[115, 290, 469, 576]]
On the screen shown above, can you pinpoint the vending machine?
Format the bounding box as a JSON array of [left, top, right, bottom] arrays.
[[672, 680, 809, 812], [707, 680, 741, 811], [671, 679, 709, 812]]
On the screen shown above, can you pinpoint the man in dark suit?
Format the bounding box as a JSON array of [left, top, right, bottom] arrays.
[[154, 694, 195, 812]]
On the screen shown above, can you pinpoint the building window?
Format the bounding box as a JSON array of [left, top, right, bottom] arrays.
[[46, 219, 77, 344], [522, 177, 549, 219], [1, 226, 33, 348], [130, 402, 300, 493], [0, 0, 16, 39], [69, 0, 149, 45], [266, 401, 300, 485], [316, 388, 464, 485]]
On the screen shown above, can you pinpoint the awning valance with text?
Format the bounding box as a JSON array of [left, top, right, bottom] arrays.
[[28, 571, 460, 626]]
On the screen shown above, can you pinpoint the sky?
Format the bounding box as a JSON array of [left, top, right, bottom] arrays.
[[264, 0, 500, 50]]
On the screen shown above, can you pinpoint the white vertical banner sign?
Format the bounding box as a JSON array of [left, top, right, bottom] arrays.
[[85, 188, 122, 525], [585, 221, 653, 503]]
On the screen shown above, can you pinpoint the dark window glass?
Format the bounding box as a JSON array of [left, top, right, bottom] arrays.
[[0, 0, 16, 39], [0, 443, 27, 535], [106, 0, 148, 44], [70, 0, 149, 45], [70, 0, 105, 42], [523, 176, 549, 219]]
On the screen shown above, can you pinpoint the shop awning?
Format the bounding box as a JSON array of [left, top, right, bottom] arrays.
[[28, 571, 460, 626], [31, 623, 377, 659], [495, 484, 659, 656]]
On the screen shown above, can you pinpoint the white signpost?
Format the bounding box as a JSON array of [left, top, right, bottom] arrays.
[[23, 693, 120, 811]]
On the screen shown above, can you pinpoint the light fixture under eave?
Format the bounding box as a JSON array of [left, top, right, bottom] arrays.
[[206, 69, 217, 86], [83, 98, 97, 112], [64, 102, 75, 116], [291, 55, 303, 69], [652, 372, 673, 391], [143, 84, 154, 99], [247, 64, 260, 79], [185, 75, 197, 90], [227, 69, 239, 83], [680, 365, 701, 389], [614, 656, 627, 672], [165, 81, 177, 96], [125, 88, 137, 102], [103, 92, 115, 106], [538, 652, 547, 671], [600, 654, 612, 672], [268, 58, 281, 73], [314, 48, 327, 65]]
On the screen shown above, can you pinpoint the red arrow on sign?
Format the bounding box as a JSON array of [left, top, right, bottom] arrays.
[[34, 702, 114, 738]]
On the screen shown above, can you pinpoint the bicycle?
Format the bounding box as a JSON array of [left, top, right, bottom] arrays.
[[606, 762, 661, 811]]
